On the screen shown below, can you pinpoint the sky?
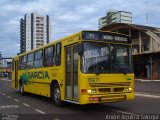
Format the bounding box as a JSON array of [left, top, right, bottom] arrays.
[[0, 0, 160, 57]]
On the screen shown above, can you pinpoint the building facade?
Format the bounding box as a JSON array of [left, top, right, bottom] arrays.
[[20, 13, 51, 53], [99, 11, 132, 28], [20, 18, 26, 53], [0, 53, 12, 79], [99, 23, 160, 79]]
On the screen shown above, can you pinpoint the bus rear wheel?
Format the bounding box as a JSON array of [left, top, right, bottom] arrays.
[[51, 83, 63, 106]]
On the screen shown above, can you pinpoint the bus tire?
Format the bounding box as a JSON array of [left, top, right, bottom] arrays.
[[51, 83, 63, 106], [20, 82, 25, 95]]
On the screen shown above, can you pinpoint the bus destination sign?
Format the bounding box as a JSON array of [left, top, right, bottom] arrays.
[[82, 31, 131, 44]]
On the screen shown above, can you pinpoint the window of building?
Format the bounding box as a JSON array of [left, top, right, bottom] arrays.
[[44, 45, 55, 67], [34, 50, 43, 68], [143, 39, 150, 51]]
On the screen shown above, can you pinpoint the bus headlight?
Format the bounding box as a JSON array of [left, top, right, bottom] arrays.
[[125, 87, 132, 91], [88, 89, 97, 93], [129, 87, 132, 91]]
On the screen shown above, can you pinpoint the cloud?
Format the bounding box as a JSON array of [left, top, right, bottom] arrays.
[[0, 0, 160, 57]]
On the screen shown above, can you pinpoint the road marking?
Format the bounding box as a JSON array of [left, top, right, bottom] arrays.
[[135, 93, 160, 99], [0, 105, 19, 109], [54, 118, 60, 120], [2, 93, 6, 96], [7, 96, 12, 99], [35, 109, 46, 114], [22, 103, 30, 107], [107, 108, 137, 116], [0, 79, 11, 82], [14, 99, 19, 102]]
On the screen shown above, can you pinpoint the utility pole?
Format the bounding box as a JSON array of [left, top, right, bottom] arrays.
[[0, 52, 2, 60], [0, 52, 2, 66], [145, 0, 148, 25], [148, 57, 154, 80]]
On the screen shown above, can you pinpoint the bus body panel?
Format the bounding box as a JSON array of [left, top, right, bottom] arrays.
[[78, 73, 134, 104]]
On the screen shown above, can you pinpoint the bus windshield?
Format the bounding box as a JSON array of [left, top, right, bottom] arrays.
[[81, 42, 132, 74]]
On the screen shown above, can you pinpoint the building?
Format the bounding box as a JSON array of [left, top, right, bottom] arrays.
[[20, 18, 26, 53], [99, 23, 160, 79], [99, 16, 108, 29], [20, 13, 51, 53], [0, 53, 12, 79], [99, 11, 132, 28]]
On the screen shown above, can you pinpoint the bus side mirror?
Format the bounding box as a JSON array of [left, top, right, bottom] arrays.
[[78, 43, 83, 55]]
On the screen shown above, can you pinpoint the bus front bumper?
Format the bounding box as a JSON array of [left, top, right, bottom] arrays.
[[79, 92, 135, 105]]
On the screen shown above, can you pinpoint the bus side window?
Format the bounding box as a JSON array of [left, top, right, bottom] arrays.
[[20, 55, 27, 70], [55, 43, 61, 66], [34, 50, 43, 68], [44, 45, 55, 67], [27, 52, 34, 69]]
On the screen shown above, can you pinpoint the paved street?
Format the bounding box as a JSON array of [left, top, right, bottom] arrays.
[[0, 79, 160, 120]]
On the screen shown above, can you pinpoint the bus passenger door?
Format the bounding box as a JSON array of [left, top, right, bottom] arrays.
[[14, 60, 18, 88], [65, 45, 79, 101]]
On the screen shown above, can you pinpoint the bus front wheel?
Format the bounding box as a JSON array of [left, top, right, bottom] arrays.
[[51, 83, 63, 106]]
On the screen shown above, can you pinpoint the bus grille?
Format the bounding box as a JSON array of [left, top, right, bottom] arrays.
[[98, 87, 124, 93], [99, 88, 111, 93], [89, 82, 131, 87], [114, 87, 124, 92], [90, 82, 129, 93]]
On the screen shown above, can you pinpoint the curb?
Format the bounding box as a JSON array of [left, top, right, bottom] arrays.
[[135, 79, 160, 82], [135, 92, 160, 98]]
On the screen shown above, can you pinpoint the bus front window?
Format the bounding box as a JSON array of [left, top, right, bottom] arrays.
[[111, 45, 132, 74], [81, 42, 110, 73], [81, 42, 133, 74]]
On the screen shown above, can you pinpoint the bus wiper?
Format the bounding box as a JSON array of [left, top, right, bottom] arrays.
[[95, 67, 100, 75], [95, 65, 103, 75], [120, 68, 127, 75]]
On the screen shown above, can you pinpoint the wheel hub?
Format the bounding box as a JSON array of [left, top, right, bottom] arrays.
[[54, 88, 60, 102]]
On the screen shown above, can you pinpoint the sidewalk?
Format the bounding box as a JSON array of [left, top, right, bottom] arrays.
[[135, 79, 160, 95], [135, 79, 160, 98]]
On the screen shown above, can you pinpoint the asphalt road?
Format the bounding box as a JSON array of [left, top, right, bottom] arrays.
[[0, 79, 160, 120]]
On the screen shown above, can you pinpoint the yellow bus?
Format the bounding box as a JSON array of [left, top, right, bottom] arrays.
[[12, 30, 135, 106]]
